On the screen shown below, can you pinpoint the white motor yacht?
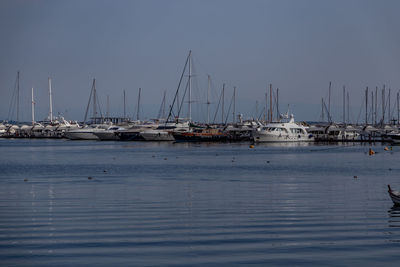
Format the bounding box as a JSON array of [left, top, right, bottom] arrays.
[[93, 126, 126, 141], [64, 124, 110, 140], [253, 114, 313, 142]]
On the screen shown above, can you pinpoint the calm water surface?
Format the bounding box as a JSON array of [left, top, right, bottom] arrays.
[[0, 139, 400, 266]]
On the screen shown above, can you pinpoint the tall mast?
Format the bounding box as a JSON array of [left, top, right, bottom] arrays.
[[321, 98, 324, 121], [389, 88, 391, 123], [264, 87, 267, 122], [106, 95, 110, 118], [123, 90, 126, 119], [328, 81, 331, 122], [31, 87, 35, 125], [256, 101, 259, 120], [17, 71, 20, 122], [382, 85, 385, 124], [347, 92, 349, 124], [137, 88, 141, 121], [48, 77, 53, 122], [162, 90, 166, 119], [269, 84, 272, 122], [207, 75, 210, 124], [233, 86, 236, 123], [343, 85, 345, 125], [222, 83, 225, 124], [188, 50, 192, 120], [375, 86, 378, 125], [276, 88, 279, 121], [397, 91, 400, 125], [365, 87, 368, 125], [371, 91, 374, 125], [93, 79, 97, 121]]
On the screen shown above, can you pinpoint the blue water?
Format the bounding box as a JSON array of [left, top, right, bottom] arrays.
[[0, 139, 400, 266]]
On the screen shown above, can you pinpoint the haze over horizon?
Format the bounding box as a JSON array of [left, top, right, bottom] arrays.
[[1, 0, 400, 123]]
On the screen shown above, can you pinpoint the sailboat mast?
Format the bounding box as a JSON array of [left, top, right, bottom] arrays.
[[137, 88, 141, 121], [93, 79, 97, 121], [17, 71, 20, 122], [48, 77, 53, 122], [365, 87, 368, 125], [397, 91, 400, 125], [106, 95, 110, 118], [347, 92, 350, 124], [207, 75, 210, 124], [382, 85, 385, 124], [328, 81, 331, 122], [269, 84, 272, 122], [233, 86, 236, 123], [188, 50, 192, 120], [343, 86, 345, 125], [31, 87, 35, 125], [222, 84, 225, 124], [389, 88, 391, 123], [375, 86, 378, 125], [162, 91, 166, 119], [123, 90, 126, 119], [276, 88, 279, 121]]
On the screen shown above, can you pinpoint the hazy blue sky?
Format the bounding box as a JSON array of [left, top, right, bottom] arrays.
[[1, 0, 400, 123]]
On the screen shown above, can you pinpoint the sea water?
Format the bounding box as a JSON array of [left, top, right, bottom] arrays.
[[0, 139, 399, 266]]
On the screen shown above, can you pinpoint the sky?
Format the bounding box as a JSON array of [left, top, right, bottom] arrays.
[[1, 0, 400, 123]]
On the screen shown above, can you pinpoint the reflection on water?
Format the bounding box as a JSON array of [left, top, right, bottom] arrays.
[[1, 139, 400, 266]]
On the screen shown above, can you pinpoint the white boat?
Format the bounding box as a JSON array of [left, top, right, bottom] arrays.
[[252, 114, 313, 142], [140, 121, 190, 141], [64, 124, 110, 140], [388, 185, 400, 206], [93, 126, 125, 141]]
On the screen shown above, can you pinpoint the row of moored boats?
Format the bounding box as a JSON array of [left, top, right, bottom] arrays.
[[2, 114, 400, 143]]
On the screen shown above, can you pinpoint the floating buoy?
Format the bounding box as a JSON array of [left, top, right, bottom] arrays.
[[369, 148, 375, 155], [266, 161, 270, 163], [353, 175, 357, 179], [249, 145, 255, 149], [164, 158, 167, 160], [384, 146, 389, 151], [103, 170, 107, 173], [24, 178, 28, 182], [389, 168, 392, 171]]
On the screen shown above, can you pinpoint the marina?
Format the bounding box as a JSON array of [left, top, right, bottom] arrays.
[[2, 1, 400, 266]]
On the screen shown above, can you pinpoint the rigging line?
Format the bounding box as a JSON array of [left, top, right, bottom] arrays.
[[166, 52, 190, 123], [258, 107, 266, 121], [212, 86, 223, 124], [7, 73, 19, 121], [224, 91, 234, 125], [177, 77, 190, 118], [83, 80, 94, 123], [356, 96, 364, 125]]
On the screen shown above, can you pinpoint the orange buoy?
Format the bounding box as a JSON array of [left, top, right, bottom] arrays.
[[249, 145, 255, 149], [384, 146, 389, 151], [369, 148, 375, 155]]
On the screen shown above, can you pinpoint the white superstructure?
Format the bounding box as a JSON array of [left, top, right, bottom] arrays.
[[252, 114, 313, 142]]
